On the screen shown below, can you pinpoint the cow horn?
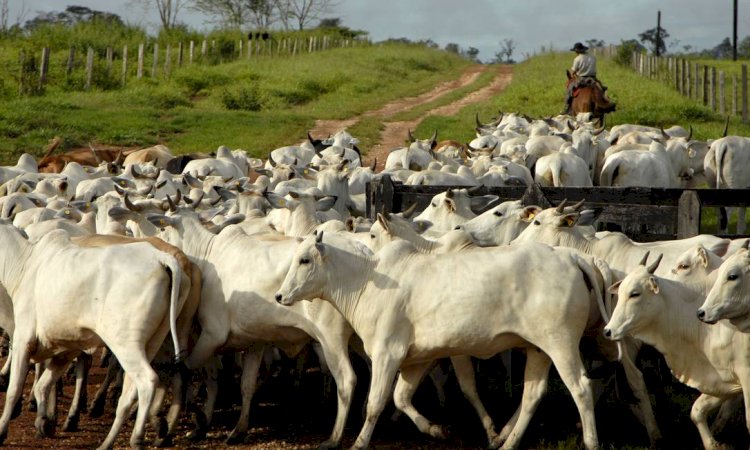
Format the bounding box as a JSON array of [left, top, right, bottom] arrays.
[[555, 199, 568, 213], [445, 189, 454, 199], [269, 153, 277, 167], [308, 132, 316, 145], [466, 185, 483, 195], [722, 115, 730, 137], [476, 112, 484, 128], [660, 126, 669, 139], [166, 194, 177, 212], [639, 251, 651, 266], [429, 129, 438, 144], [466, 142, 479, 153], [191, 191, 204, 209], [647, 253, 663, 274], [570, 199, 586, 211], [42, 136, 62, 159], [137, 184, 154, 196], [88, 143, 103, 164], [567, 120, 574, 131], [223, 176, 233, 183], [401, 202, 418, 219], [369, 158, 377, 172], [131, 164, 142, 178], [407, 129, 415, 143], [114, 149, 125, 165], [492, 111, 504, 126], [742, 239, 750, 250], [173, 189, 182, 204], [315, 230, 324, 244], [593, 124, 606, 135], [124, 193, 142, 212], [687, 125, 693, 141]]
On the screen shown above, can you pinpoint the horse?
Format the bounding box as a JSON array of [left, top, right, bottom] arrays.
[[565, 70, 616, 125]]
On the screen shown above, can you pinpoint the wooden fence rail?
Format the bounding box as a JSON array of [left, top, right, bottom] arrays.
[[367, 176, 750, 241], [629, 51, 749, 123], [13, 35, 370, 96]]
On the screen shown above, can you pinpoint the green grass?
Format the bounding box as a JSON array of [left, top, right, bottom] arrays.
[[0, 43, 471, 164]]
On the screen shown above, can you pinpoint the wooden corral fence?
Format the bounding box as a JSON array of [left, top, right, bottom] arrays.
[[629, 51, 749, 123], [367, 175, 750, 241], [15, 34, 370, 95]]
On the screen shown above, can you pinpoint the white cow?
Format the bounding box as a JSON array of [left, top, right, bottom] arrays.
[[704, 136, 750, 233], [457, 200, 533, 246], [0, 225, 186, 449], [275, 234, 601, 450], [605, 254, 750, 449], [698, 244, 750, 332], [412, 188, 498, 234], [599, 140, 692, 188], [534, 150, 592, 187]]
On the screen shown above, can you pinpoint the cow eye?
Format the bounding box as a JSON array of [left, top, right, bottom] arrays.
[[533, 220, 541, 226], [677, 264, 689, 270], [728, 273, 739, 281], [629, 292, 641, 298], [431, 202, 437, 207], [299, 257, 311, 264], [493, 211, 503, 217], [369, 234, 375, 239]]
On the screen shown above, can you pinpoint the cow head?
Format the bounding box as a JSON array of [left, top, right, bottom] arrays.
[[698, 242, 750, 331]]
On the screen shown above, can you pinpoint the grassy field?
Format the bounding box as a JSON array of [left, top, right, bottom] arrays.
[[0, 43, 471, 165]]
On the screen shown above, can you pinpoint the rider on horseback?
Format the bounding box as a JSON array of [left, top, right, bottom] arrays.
[[563, 42, 605, 115]]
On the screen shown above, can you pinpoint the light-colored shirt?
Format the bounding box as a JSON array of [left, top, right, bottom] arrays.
[[571, 53, 597, 77]]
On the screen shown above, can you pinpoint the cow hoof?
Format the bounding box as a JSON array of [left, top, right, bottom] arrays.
[[129, 438, 145, 450], [0, 431, 6, 445], [185, 428, 206, 442], [63, 415, 79, 432], [489, 434, 505, 449], [154, 435, 173, 448], [89, 398, 105, 418], [428, 424, 448, 440], [317, 439, 341, 449], [35, 416, 56, 438], [225, 430, 247, 445]]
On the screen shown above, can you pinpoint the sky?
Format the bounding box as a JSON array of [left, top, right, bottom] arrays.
[[8, 0, 750, 63]]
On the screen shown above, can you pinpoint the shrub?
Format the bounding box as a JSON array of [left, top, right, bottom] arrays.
[[221, 85, 263, 111]]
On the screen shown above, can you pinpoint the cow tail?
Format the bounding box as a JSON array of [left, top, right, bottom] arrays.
[[715, 139, 728, 188], [550, 158, 562, 187], [599, 158, 617, 186], [157, 253, 184, 364]]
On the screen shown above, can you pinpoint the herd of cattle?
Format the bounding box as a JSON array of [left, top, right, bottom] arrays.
[[0, 111, 750, 449]]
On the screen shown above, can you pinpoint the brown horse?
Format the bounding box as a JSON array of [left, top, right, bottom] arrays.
[[565, 70, 616, 124]]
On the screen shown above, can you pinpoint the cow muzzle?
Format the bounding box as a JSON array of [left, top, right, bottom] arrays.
[[696, 308, 717, 324]]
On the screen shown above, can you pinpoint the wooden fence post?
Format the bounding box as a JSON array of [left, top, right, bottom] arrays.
[[719, 71, 726, 115], [66, 47, 75, 78], [164, 45, 171, 78], [105, 47, 113, 74], [137, 43, 145, 79], [710, 66, 717, 110], [743, 64, 748, 123], [694, 63, 700, 100], [687, 61, 692, 98], [702, 65, 709, 106], [201, 40, 207, 59], [681, 59, 687, 95], [677, 191, 701, 239], [38, 47, 50, 90], [733, 74, 738, 115], [151, 43, 159, 78], [238, 39, 243, 59], [674, 58, 680, 91], [121, 45, 128, 86], [178, 42, 184, 67], [189, 40, 195, 64], [84, 47, 94, 90]]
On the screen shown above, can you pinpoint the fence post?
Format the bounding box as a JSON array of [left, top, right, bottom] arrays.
[[121, 45, 128, 86], [694, 63, 700, 100], [105, 47, 113, 74], [743, 64, 748, 123], [674, 58, 679, 90], [681, 59, 687, 95], [178, 42, 184, 67], [677, 191, 701, 239], [151, 43, 159, 78], [687, 61, 692, 98], [189, 40, 195, 64], [719, 71, 725, 115], [164, 45, 171, 78], [733, 74, 738, 116], [702, 65, 709, 106], [201, 40, 207, 59], [66, 47, 75, 78], [84, 47, 94, 90], [39, 47, 50, 90], [238, 39, 243, 59], [711, 67, 717, 110], [137, 43, 145, 79]]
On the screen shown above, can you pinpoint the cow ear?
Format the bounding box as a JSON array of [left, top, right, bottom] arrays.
[[520, 206, 542, 222], [255, 168, 272, 177], [412, 220, 432, 234], [444, 197, 457, 213], [558, 213, 579, 228], [698, 246, 709, 268], [648, 277, 660, 294], [265, 192, 289, 209], [316, 196, 337, 211], [608, 280, 622, 295], [376, 213, 391, 235], [345, 217, 355, 232]]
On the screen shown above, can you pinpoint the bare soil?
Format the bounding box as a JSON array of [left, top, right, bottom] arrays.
[[311, 65, 513, 171]]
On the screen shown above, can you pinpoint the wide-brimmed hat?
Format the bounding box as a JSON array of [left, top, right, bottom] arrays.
[[571, 42, 589, 52]]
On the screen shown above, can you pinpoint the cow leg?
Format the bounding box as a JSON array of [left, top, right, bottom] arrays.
[[619, 338, 661, 444], [450, 355, 498, 446], [90, 355, 121, 418], [0, 351, 11, 391], [352, 349, 403, 450], [33, 354, 75, 438], [690, 393, 723, 449], [0, 341, 30, 444], [546, 348, 598, 450], [28, 362, 42, 412], [393, 361, 446, 439], [711, 394, 741, 435], [186, 358, 220, 441], [154, 363, 190, 448], [494, 349, 551, 449], [63, 353, 92, 432], [313, 333, 357, 449], [226, 346, 264, 444], [97, 375, 137, 450]]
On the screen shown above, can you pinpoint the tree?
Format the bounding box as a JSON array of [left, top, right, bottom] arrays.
[[585, 39, 605, 49], [191, 0, 252, 29], [494, 38, 516, 64], [712, 37, 733, 59], [129, 0, 186, 30], [464, 46, 480, 62], [445, 42, 460, 54], [275, 0, 337, 30], [739, 36, 750, 58], [638, 26, 670, 55], [24, 5, 123, 30]]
